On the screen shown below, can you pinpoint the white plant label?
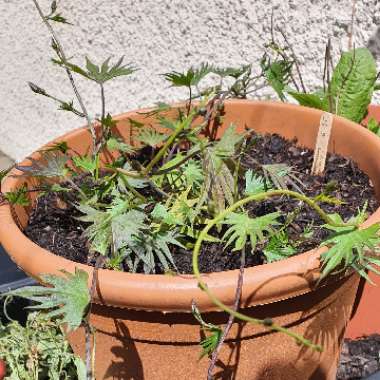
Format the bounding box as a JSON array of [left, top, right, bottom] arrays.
[[311, 112, 333, 175]]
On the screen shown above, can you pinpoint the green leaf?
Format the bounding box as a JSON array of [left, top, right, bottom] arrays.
[[192, 302, 222, 358], [213, 124, 243, 159], [287, 90, 326, 110], [263, 231, 296, 263], [327, 48, 377, 122], [5, 268, 90, 330], [28, 81, 47, 96], [199, 329, 222, 359], [137, 128, 167, 147], [74, 357, 87, 380], [43, 141, 70, 154], [53, 56, 136, 84], [0, 167, 12, 182], [244, 170, 266, 195], [211, 64, 251, 79], [100, 113, 117, 129], [16, 151, 68, 178], [151, 203, 182, 226], [222, 212, 280, 251], [163, 63, 213, 87], [320, 223, 380, 279], [367, 117, 380, 135], [182, 159, 204, 187], [262, 163, 303, 192], [107, 137, 135, 153], [112, 210, 148, 250], [47, 13, 72, 24], [0, 312, 82, 379], [4, 185, 29, 206], [261, 58, 292, 101], [72, 155, 98, 174], [119, 163, 148, 188]]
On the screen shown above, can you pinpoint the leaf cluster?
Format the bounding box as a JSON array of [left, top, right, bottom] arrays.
[[0, 312, 85, 380], [265, 45, 379, 125], [6, 268, 90, 331]]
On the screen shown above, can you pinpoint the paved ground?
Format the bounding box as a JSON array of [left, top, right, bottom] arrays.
[[0, 151, 13, 171]]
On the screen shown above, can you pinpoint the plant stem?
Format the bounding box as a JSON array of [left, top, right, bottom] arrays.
[[187, 85, 192, 116], [277, 28, 307, 93], [100, 84, 105, 121], [152, 144, 211, 175], [119, 174, 147, 202], [66, 177, 87, 199], [207, 247, 246, 380], [31, 0, 97, 154], [144, 114, 194, 174], [348, 0, 357, 50], [84, 256, 103, 380], [193, 189, 358, 352]]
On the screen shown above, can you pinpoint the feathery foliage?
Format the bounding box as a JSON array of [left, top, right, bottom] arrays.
[[5, 269, 90, 331], [222, 212, 281, 251]]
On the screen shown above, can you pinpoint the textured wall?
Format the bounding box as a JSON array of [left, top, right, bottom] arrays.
[[0, 0, 379, 160]]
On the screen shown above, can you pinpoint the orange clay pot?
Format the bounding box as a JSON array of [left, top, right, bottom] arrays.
[[344, 103, 380, 339], [2, 100, 380, 379]]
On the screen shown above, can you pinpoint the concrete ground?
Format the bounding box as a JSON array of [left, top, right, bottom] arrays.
[[0, 151, 13, 171]]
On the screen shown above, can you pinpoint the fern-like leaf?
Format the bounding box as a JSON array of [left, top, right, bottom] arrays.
[[16, 151, 68, 179], [107, 137, 135, 154], [53, 56, 136, 84], [244, 169, 266, 195], [163, 63, 213, 87], [137, 128, 167, 147], [5, 268, 90, 330], [320, 223, 380, 279], [263, 231, 296, 263], [222, 212, 280, 251], [192, 302, 222, 359], [213, 124, 243, 159], [261, 56, 293, 101], [4, 185, 29, 206]]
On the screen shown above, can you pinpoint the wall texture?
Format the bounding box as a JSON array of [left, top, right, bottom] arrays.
[[0, 0, 379, 160]]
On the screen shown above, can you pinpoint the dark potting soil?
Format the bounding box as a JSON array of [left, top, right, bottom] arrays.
[[337, 335, 380, 380], [24, 133, 379, 274]]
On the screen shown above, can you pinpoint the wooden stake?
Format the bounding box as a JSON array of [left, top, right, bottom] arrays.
[[311, 112, 333, 176]]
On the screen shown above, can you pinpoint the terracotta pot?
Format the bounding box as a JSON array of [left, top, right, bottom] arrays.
[[1, 100, 380, 379], [345, 104, 380, 339]]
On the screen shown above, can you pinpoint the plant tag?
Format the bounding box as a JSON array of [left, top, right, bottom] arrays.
[[311, 112, 333, 176]]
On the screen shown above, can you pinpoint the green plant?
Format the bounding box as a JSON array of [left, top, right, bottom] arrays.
[[263, 30, 380, 127], [0, 312, 85, 380], [1, 268, 90, 380], [3, 1, 380, 379]]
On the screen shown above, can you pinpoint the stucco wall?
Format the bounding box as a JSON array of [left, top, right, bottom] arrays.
[[0, 0, 379, 160]]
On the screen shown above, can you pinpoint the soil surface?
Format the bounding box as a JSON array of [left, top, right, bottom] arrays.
[[24, 133, 379, 274], [337, 335, 380, 379]]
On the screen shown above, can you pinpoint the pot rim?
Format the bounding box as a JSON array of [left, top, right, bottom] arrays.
[[1, 100, 380, 312]]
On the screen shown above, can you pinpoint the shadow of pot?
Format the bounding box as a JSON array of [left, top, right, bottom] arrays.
[[2, 100, 380, 379]]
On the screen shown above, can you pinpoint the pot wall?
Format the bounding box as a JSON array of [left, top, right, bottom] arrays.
[[69, 274, 359, 380]]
